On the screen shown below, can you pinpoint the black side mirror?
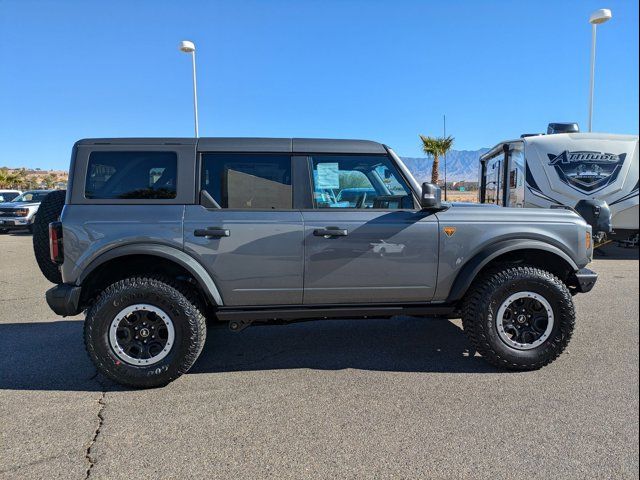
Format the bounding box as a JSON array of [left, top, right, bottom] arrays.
[[420, 182, 442, 210]]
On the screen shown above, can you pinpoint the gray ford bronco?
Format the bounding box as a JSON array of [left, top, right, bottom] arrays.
[[35, 138, 597, 388]]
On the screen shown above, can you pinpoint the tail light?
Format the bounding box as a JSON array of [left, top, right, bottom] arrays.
[[49, 221, 64, 264]]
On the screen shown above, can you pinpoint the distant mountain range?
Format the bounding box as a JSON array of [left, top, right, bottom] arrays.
[[402, 148, 489, 183]]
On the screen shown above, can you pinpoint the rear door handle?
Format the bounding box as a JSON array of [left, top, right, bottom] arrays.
[[194, 227, 230, 238], [313, 227, 348, 237]]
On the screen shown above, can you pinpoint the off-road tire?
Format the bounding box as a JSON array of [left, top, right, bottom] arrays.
[[84, 277, 207, 388], [462, 265, 575, 370], [32, 190, 66, 284]]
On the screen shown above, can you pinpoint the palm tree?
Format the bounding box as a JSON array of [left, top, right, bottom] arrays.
[[0, 168, 8, 188], [42, 174, 56, 189], [5, 172, 22, 189], [419, 134, 455, 184]]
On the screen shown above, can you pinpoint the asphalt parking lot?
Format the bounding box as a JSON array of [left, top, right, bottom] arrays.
[[0, 232, 638, 479]]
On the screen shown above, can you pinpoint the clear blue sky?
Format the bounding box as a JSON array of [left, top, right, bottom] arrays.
[[1, 0, 637, 170]]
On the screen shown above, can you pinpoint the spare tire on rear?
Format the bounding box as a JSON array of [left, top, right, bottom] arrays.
[[33, 190, 66, 284]]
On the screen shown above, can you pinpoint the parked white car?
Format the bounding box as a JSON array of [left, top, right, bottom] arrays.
[[0, 189, 21, 203], [0, 190, 55, 233]]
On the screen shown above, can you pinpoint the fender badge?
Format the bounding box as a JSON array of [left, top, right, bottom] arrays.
[[444, 226, 457, 237]]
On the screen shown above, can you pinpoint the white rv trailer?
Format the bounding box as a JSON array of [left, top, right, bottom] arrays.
[[479, 126, 638, 240]]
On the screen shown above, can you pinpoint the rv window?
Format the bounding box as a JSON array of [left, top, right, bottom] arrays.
[[508, 146, 525, 208], [483, 155, 503, 205]]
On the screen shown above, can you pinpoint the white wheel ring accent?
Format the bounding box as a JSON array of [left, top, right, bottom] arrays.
[[496, 291, 554, 351], [108, 304, 175, 366]]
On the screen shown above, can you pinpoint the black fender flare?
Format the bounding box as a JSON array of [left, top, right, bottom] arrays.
[[77, 243, 224, 306], [446, 239, 579, 303]]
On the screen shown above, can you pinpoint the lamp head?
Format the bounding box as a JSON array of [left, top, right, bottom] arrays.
[[589, 9, 612, 25], [179, 40, 196, 53]]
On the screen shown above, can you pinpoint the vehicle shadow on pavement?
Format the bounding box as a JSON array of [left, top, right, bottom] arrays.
[[0, 317, 497, 391], [0, 320, 103, 392], [0, 230, 32, 236], [191, 316, 497, 375]]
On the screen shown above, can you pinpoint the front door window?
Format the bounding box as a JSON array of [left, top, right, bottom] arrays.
[[310, 155, 414, 209]]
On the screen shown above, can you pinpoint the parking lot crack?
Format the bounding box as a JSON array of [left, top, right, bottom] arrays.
[[84, 386, 106, 479]]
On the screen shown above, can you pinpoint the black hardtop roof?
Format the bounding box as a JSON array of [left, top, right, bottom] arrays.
[[75, 137, 387, 154]]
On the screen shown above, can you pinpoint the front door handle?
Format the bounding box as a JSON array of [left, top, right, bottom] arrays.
[[313, 227, 348, 238], [194, 227, 230, 238]]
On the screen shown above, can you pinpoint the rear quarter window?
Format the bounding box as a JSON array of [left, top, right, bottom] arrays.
[[85, 152, 177, 199]]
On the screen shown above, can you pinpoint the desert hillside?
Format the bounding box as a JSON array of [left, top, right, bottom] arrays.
[[0, 167, 68, 190]]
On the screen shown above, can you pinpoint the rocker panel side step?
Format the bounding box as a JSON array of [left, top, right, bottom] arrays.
[[217, 303, 458, 331]]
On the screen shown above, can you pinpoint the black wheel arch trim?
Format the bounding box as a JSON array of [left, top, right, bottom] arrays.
[[46, 283, 82, 317], [570, 268, 598, 293], [76, 243, 224, 306], [446, 239, 580, 303]]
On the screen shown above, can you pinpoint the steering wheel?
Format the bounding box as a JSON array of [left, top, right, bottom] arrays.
[[355, 192, 367, 209]]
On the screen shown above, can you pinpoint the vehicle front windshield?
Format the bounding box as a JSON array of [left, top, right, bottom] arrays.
[[12, 191, 51, 203]]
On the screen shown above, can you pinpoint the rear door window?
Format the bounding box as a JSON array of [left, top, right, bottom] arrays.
[[201, 154, 292, 209], [85, 152, 177, 199]]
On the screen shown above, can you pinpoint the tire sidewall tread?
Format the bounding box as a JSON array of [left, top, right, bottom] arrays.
[[462, 265, 575, 371], [84, 277, 206, 388]]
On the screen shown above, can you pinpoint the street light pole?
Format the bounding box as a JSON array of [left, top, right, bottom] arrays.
[[179, 40, 199, 137], [588, 9, 612, 133], [443, 114, 447, 201], [588, 22, 597, 132]]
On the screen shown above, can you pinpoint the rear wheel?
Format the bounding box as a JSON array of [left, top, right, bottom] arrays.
[[462, 265, 575, 370], [32, 190, 66, 284], [84, 277, 207, 388]]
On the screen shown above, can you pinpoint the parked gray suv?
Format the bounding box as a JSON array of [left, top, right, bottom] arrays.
[[38, 138, 597, 388]]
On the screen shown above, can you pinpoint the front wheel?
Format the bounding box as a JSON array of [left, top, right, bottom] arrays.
[[462, 266, 575, 370], [84, 277, 207, 388]]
